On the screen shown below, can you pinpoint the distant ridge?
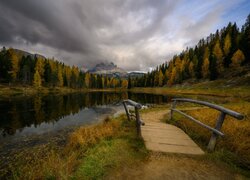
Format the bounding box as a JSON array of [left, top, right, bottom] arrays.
[[13, 49, 46, 60], [88, 62, 127, 77], [88, 62, 146, 78]]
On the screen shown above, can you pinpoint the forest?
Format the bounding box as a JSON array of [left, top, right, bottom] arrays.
[[0, 49, 128, 89], [0, 14, 249, 90], [128, 14, 250, 88]]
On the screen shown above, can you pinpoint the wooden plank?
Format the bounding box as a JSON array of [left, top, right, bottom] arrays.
[[140, 109, 204, 154], [145, 142, 204, 155]]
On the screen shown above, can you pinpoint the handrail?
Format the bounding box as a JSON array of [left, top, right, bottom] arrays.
[[172, 109, 224, 136], [170, 98, 244, 151], [122, 99, 144, 137], [173, 98, 244, 120], [123, 99, 142, 109]]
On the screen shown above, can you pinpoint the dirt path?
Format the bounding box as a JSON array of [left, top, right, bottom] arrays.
[[108, 153, 243, 180], [108, 109, 245, 180]]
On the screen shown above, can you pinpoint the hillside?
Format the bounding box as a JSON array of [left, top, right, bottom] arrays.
[[129, 14, 250, 88]]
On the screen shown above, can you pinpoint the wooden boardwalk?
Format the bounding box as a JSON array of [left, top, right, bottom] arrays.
[[141, 110, 204, 155]]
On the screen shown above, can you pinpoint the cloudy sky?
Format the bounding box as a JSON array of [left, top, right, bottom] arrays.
[[0, 0, 249, 71]]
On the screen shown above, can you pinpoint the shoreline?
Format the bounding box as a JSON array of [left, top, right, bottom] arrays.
[[1, 84, 250, 99]]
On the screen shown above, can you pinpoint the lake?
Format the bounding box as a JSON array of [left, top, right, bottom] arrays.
[[0, 92, 172, 142]]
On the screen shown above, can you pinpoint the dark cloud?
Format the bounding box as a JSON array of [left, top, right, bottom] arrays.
[[0, 0, 246, 71]]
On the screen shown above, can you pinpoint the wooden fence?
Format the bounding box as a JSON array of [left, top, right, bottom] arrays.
[[170, 98, 244, 151], [122, 99, 144, 137]]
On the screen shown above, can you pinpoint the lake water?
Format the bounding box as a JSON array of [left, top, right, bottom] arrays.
[[0, 92, 172, 141]]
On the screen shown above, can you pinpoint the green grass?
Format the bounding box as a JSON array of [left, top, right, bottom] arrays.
[[74, 117, 148, 179], [2, 115, 148, 180]]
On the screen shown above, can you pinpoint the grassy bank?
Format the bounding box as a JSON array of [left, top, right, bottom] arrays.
[[130, 85, 250, 99], [130, 77, 250, 98], [3, 116, 147, 179], [0, 84, 127, 98], [166, 101, 250, 176]]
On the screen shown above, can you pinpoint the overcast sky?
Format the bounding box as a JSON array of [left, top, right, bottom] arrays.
[[0, 0, 249, 71]]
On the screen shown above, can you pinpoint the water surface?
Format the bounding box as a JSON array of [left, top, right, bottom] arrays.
[[0, 92, 172, 141]]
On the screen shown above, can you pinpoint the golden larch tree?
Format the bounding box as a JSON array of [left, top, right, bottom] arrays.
[[158, 70, 163, 87], [223, 33, 231, 56], [85, 73, 90, 88], [65, 66, 72, 87], [167, 67, 176, 86], [8, 48, 20, 82], [35, 57, 44, 77], [202, 47, 210, 78], [213, 40, 224, 73], [33, 70, 42, 87], [57, 66, 64, 87], [231, 49, 245, 67], [188, 61, 195, 78], [121, 79, 128, 89], [35, 57, 45, 84]]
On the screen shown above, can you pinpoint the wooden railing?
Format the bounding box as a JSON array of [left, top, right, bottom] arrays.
[[122, 99, 145, 137], [170, 98, 244, 151]]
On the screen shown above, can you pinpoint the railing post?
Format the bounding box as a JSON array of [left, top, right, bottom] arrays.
[[123, 102, 131, 121], [170, 100, 177, 120], [135, 106, 141, 137], [207, 112, 226, 151]]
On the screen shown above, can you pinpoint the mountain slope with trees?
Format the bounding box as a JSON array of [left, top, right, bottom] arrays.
[[129, 14, 250, 88], [0, 49, 128, 89]]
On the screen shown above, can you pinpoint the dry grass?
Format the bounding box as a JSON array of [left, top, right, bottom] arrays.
[[8, 118, 121, 180], [11, 147, 79, 180], [130, 78, 250, 99], [66, 118, 119, 150], [168, 101, 250, 173], [0, 84, 88, 98]]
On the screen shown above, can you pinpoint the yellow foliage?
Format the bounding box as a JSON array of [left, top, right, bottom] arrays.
[[57, 66, 64, 87], [167, 67, 176, 86], [188, 61, 195, 78], [65, 66, 72, 86], [67, 120, 119, 150], [231, 49, 245, 67], [35, 57, 45, 78], [85, 73, 90, 88], [33, 70, 42, 87], [213, 40, 224, 73], [8, 48, 20, 81], [158, 70, 163, 87], [202, 47, 210, 78], [121, 79, 128, 89], [223, 33, 231, 56]]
